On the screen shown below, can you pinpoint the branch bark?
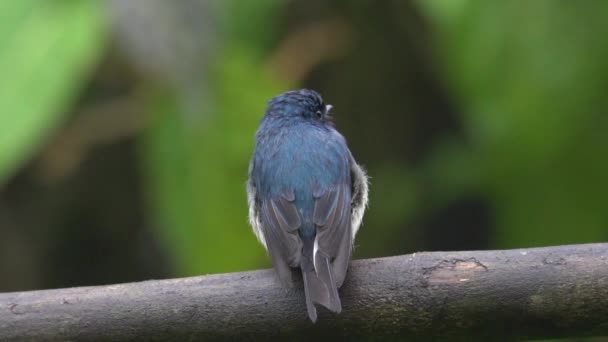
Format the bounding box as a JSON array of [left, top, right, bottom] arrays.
[[2, 243, 608, 341]]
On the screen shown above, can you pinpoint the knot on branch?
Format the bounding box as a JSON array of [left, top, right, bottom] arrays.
[[423, 257, 488, 285]]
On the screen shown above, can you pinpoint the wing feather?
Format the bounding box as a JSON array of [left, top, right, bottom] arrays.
[[270, 192, 301, 232], [260, 199, 302, 265], [312, 183, 352, 287]]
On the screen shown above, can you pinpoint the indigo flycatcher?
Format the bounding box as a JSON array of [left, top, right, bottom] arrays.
[[247, 89, 369, 322]]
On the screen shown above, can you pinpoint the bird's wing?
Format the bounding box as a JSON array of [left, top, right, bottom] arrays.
[[257, 188, 303, 285], [312, 182, 353, 290], [311, 153, 368, 289], [248, 155, 302, 285]]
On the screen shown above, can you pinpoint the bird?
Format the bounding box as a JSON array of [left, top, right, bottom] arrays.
[[246, 89, 369, 322]]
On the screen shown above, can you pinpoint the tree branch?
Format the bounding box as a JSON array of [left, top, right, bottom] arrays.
[[2, 243, 608, 341]]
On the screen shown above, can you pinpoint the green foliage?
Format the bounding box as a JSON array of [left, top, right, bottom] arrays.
[[0, 0, 105, 184], [419, 0, 608, 247]]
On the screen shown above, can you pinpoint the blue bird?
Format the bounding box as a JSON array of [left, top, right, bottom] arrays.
[[247, 89, 369, 322]]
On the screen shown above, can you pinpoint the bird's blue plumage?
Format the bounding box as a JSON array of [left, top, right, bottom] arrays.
[[253, 117, 351, 237], [247, 89, 369, 322]]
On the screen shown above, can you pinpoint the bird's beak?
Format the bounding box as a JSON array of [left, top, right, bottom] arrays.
[[325, 104, 333, 114]]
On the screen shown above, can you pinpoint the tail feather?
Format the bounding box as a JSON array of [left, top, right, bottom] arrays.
[[302, 270, 322, 322], [302, 254, 342, 322], [315, 253, 341, 313]]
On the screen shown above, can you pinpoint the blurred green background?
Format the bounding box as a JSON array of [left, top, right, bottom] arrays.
[[1, 0, 607, 296]]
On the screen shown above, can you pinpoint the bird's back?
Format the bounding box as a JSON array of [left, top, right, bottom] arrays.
[[253, 119, 351, 237]]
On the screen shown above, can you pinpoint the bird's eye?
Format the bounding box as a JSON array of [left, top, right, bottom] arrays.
[[315, 110, 323, 119]]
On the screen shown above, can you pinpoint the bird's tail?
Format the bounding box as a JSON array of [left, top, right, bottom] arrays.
[[302, 253, 341, 322]]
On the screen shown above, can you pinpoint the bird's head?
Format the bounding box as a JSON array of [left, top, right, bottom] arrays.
[[265, 89, 333, 122]]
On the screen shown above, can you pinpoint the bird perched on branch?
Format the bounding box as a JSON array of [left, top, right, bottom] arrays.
[[247, 89, 369, 322]]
